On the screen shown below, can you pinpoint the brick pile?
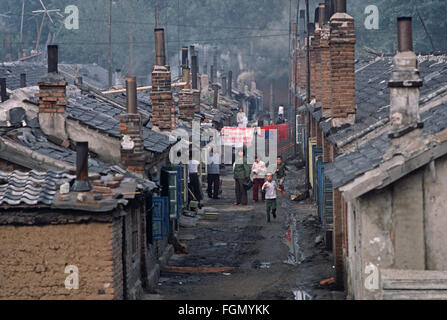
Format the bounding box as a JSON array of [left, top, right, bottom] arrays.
[[150, 65, 175, 130]]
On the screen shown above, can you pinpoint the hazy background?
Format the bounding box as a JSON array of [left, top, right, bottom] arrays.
[[1, 0, 446, 105]]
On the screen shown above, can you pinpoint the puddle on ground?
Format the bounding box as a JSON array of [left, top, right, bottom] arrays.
[[283, 211, 305, 265]]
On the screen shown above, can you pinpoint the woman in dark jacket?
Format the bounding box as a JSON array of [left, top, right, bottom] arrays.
[[233, 150, 251, 205]]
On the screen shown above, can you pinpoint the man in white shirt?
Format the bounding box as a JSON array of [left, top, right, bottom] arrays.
[[188, 154, 202, 206]]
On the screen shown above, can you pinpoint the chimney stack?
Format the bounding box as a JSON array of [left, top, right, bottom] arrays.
[[120, 77, 145, 175], [182, 47, 189, 68], [228, 71, 233, 97], [329, 0, 356, 126], [48, 45, 58, 73], [318, 3, 326, 27], [154, 28, 166, 66], [71, 142, 92, 192], [335, 0, 346, 14], [36, 45, 69, 141], [191, 54, 198, 90], [388, 17, 423, 138], [0, 78, 7, 102]]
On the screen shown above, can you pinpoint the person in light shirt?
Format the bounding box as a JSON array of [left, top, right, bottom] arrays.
[[251, 155, 267, 202], [188, 154, 202, 207], [237, 108, 247, 128], [262, 173, 282, 223]]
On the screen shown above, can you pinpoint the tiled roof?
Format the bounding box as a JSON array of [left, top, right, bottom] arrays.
[[0, 170, 72, 206], [325, 101, 447, 189], [66, 94, 173, 153], [325, 57, 447, 147], [0, 62, 47, 90]]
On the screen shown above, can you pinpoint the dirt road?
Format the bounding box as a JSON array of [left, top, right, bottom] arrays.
[[145, 164, 345, 300]]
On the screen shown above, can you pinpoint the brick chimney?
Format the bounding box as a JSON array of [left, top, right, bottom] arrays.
[[150, 28, 175, 130], [36, 45, 69, 142], [320, 1, 332, 118], [388, 17, 423, 139], [329, 0, 356, 127], [120, 77, 145, 176]]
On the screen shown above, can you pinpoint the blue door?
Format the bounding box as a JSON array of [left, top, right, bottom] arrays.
[[152, 196, 169, 241]]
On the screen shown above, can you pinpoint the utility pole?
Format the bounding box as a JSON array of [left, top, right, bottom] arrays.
[[305, 0, 310, 190], [155, 0, 159, 28], [19, 0, 25, 58], [129, 0, 134, 76], [108, 0, 112, 88], [165, 0, 169, 63]]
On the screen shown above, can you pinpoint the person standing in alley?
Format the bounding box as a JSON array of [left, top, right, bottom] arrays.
[[233, 150, 251, 205], [207, 147, 220, 199], [237, 108, 247, 128], [262, 173, 282, 223], [251, 155, 267, 202], [188, 153, 202, 207], [275, 155, 288, 196]]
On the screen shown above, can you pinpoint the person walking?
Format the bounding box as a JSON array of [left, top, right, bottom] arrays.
[[233, 150, 251, 206], [188, 154, 202, 207], [262, 173, 282, 223], [275, 155, 288, 195], [237, 108, 248, 128], [207, 147, 220, 199], [251, 155, 266, 202]]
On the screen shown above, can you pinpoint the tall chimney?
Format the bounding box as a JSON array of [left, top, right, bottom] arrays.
[[20, 73, 27, 88], [154, 28, 166, 66], [228, 71, 233, 97], [71, 142, 92, 192], [318, 3, 326, 27], [221, 75, 227, 95], [191, 55, 198, 90], [388, 17, 423, 138], [182, 47, 189, 68], [213, 47, 218, 83], [335, 0, 346, 14], [329, 0, 356, 126], [36, 45, 69, 141], [48, 45, 58, 73], [210, 65, 215, 83], [0, 78, 7, 102], [121, 77, 145, 175], [213, 84, 218, 108]]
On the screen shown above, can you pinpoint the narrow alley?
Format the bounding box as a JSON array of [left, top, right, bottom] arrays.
[[146, 162, 344, 300]]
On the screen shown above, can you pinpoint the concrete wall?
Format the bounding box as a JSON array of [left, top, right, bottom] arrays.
[[348, 156, 447, 299], [424, 154, 447, 270], [0, 222, 116, 300]]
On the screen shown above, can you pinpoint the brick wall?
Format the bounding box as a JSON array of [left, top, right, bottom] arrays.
[[36, 76, 67, 114], [329, 13, 356, 121], [320, 25, 332, 118], [120, 113, 145, 175], [0, 222, 116, 300], [178, 89, 200, 123], [150, 66, 175, 130]]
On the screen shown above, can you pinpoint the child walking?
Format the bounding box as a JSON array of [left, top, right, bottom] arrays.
[[262, 173, 282, 223]]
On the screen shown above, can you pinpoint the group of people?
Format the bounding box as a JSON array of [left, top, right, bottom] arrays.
[[187, 147, 288, 223], [233, 151, 287, 222]]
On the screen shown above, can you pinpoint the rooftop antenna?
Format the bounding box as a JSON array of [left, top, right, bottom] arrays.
[[32, 0, 60, 51]]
